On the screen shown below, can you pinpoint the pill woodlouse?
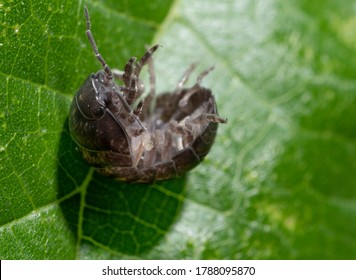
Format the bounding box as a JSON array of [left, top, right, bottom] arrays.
[[69, 6, 227, 183]]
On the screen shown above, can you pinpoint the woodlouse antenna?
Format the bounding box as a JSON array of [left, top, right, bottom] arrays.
[[84, 6, 113, 79]]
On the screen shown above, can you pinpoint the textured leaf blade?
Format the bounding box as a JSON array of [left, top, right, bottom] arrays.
[[1, 0, 356, 260]]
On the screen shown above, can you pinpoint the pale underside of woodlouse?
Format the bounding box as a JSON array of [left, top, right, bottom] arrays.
[[68, 6, 227, 183]]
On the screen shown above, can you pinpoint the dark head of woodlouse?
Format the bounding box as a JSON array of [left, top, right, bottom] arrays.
[[68, 6, 228, 183]]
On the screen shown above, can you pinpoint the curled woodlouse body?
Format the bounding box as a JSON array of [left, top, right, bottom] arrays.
[[69, 6, 227, 183]]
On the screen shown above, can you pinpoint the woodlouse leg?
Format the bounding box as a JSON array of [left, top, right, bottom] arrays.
[[178, 66, 215, 108], [190, 98, 227, 124], [133, 130, 155, 167], [112, 69, 124, 82], [170, 111, 226, 136], [168, 111, 226, 150], [133, 45, 159, 77], [130, 45, 159, 105], [139, 45, 157, 120], [147, 49, 156, 98], [122, 56, 147, 106], [178, 87, 199, 108], [196, 66, 214, 85], [133, 100, 144, 117], [84, 6, 113, 79], [111, 87, 147, 135], [174, 64, 196, 94], [168, 120, 194, 150], [123, 45, 159, 105], [172, 97, 227, 136], [123, 57, 136, 87], [190, 113, 228, 124], [169, 119, 194, 137]]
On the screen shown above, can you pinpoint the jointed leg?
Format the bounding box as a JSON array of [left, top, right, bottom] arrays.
[[139, 46, 157, 120], [133, 45, 159, 77], [123, 57, 136, 87], [178, 66, 215, 108], [174, 63, 196, 94], [84, 6, 113, 79], [122, 45, 159, 105]]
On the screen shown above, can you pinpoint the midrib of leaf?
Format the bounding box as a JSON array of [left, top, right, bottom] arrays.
[[75, 167, 94, 254]]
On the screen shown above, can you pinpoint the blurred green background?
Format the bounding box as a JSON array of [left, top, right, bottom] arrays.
[[0, 0, 356, 259]]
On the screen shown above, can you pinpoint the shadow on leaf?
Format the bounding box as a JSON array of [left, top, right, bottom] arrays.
[[57, 119, 186, 256]]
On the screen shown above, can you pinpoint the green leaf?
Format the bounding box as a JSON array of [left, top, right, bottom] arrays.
[[1, 0, 356, 259]]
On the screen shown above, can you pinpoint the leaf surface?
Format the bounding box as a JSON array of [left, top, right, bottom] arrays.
[[1, 0, 356, 259]]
